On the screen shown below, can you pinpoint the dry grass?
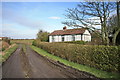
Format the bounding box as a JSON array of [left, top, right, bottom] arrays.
[[0, 41, 10, 51], [0, 44, 18, 62], [10, 39, 34, 45]]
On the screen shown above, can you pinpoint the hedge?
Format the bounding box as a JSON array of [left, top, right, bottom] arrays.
[[33, 40, 120, 73], [58, 41, 87, 45]]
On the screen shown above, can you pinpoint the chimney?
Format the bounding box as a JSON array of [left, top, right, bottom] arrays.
[[63, 26, 67, 30]]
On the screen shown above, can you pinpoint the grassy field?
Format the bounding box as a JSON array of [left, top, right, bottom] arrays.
[[1, 44, 18, 62], [10, 39, 34, 45], [31, 45, 120, 79]]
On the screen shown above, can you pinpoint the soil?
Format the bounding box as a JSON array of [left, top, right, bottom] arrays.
[[2, 44, 25, 78], [2, 44, 101, 80]]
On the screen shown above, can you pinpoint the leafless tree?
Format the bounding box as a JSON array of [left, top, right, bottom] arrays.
[[62, 2, 116, 45], [112, 2, 120, 45]]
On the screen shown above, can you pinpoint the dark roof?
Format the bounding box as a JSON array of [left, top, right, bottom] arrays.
[[49, 28, 86, 36]]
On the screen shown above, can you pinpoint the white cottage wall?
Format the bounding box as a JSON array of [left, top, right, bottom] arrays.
[[58, 36, 62, 42], [64, 35, 73, 41], [82, 30, 91, 41], [49, 30, 91, 42], [49, 36, 52, 42], [75, 35, 82, 41], [54, 36, 59, 42]]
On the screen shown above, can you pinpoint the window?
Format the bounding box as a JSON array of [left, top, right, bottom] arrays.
[[81, 34, 83, 41], [61, 36, 64, 42], [72, 35, 75, 41], [52, 36, 55, 42]]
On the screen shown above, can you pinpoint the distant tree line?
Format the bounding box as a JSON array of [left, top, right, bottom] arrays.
[[2, 37, 10, 45]]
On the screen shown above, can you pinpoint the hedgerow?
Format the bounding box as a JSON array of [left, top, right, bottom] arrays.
[[33, 40, 120, 73], [58, 41, 87, 45]]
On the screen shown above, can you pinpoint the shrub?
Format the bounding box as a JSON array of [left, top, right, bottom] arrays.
[[2, 48, 5, 51], [1, 41, 10, 51], [33, 40, 120, 73]]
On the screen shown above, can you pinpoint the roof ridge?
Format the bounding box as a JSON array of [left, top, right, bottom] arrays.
[[49, 28, 86, 36], [54, 28, 86, 31]]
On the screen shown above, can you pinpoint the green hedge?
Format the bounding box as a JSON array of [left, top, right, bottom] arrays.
[[33, 40, 120, 73], [58, 41, 87, 45]]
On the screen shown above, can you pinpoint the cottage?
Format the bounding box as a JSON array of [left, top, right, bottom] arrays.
[[49, 26, 91, 42]]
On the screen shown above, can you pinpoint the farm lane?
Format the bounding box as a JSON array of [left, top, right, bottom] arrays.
[[2, 44, 25, 78], [2, 44, 69, 78], [2, 44, 99, 79], [26, 45, 69, 78]]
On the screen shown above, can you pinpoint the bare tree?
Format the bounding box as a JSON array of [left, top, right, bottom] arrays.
[[112, 2, 120, 45], [62, 2, 116, 45]]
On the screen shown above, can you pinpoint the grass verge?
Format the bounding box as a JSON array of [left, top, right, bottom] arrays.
[[31, 45, 120, 79], [1, 44, 18, 62], [22, 44, 26, 53]]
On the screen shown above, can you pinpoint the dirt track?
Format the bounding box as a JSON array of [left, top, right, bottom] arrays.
[[2, 45, 25, 78], [2, 44, 100, 79]]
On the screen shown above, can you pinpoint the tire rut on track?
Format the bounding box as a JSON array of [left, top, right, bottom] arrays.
[[19, 48, 33, 78], [26, 45, 69, 78]]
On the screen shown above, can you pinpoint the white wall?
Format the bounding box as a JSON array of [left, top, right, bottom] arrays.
[[64, 35, 73, 41], [49, 35, 62, 42], [49, 36, 52, 42], [82, 30, 91, 41], [50, 35, 82, 42], [49, 30, 91, 42], [75, 35, 82, 41], [83, 30, 91, 35]]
